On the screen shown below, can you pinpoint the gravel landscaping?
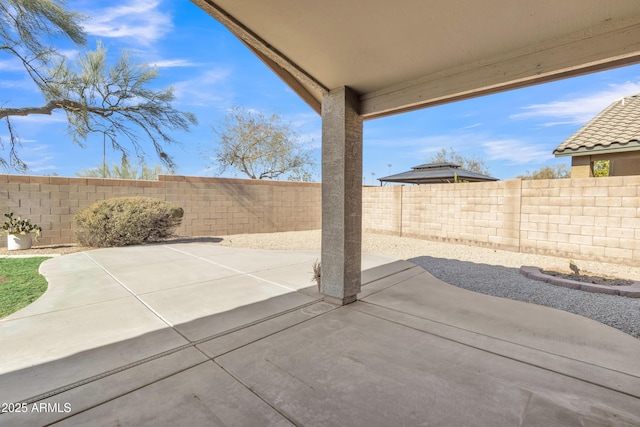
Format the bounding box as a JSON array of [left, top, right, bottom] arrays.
[[3, 229, 639, 339]]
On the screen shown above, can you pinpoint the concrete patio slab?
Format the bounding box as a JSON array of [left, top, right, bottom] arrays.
[[51, 362, 293, 427], [351, 301, 640, 399], [0, 296, 182, 373], [216, 307, 640, 426], [38, 252, 101, 275], [0, 347, 208, 427], [162, 243, 244, 258], [5, 270, 130, 319], [362, 270, 640, 377], [102, 256, 242, 294], [196, 301, 336, 359], [83, 244, 193, 269], [193, 248, 320, 273], [145, 277, 318, 341], [0, 326, 188, 406], [1, 244, 638, 426]]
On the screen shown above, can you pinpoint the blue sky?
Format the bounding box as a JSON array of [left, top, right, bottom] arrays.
[[3, 0, 640, 181]]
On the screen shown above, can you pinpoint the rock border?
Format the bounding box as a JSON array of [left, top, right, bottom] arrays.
[[519, 266, 640, 298]]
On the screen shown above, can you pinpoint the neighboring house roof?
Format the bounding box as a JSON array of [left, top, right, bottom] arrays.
[[554, 94, 640, 157], [378, 163, 498, 184]]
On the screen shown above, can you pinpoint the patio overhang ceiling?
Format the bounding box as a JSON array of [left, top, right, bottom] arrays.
[[192, 0, 640, 119]]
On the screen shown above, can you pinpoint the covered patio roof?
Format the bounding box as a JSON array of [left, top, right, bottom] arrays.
[[192, 0, 640, 118], [191, 0, 640, 305]]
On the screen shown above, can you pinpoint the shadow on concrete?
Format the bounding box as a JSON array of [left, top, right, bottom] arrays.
[[2, 260, 640, 426], [157, 236, 224, 244], [0, 290, 328, 426], [407, 255, 640, 340]]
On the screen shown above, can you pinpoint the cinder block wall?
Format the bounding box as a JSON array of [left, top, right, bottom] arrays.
[[519, 176, 640, 263], [0, 175, 321, 247], [4, 174, 639, 265], [364, 180, 522, 251], [363, 177, 640, 266], [362, 186, 403, 235]]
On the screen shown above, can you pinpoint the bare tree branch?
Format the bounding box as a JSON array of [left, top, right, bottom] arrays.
[[0, 2, 196, 171]]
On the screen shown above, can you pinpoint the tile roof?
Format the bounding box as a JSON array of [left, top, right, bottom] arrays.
[[378, 163, 498, 184], [553, 94, 640, 157]]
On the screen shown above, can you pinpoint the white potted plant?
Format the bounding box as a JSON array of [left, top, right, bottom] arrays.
[[2, 213, 42, 250]]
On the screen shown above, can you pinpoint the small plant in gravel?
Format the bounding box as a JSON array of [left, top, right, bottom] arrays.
[[312, 259, 321, 291], [1, 213, 42, 241], [74, 197, 184, 247], [569, 260, 580, 276]]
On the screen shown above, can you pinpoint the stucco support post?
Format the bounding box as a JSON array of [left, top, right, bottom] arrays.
[[321, 86, 363, 305]]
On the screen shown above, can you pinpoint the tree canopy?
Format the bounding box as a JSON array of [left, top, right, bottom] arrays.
[[428, 147, 490, 176], [592, 160, 610, 177], [0, 0, 196, 171], [517, 164, 570, 180], [206, 106, 316, 180], [76, 157, 171, 180]]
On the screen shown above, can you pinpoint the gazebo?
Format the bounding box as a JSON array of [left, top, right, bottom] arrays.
[[378, 163, 498, 185], [192, 0, 640, 305]]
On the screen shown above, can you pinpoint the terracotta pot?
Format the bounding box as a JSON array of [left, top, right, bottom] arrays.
[[7, 233, 32, 250]]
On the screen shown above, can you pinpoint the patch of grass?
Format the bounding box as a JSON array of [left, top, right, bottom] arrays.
[[0, 257, 50, 318]]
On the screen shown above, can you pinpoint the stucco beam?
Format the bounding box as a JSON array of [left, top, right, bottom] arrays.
[[360, 15, 640, 119]]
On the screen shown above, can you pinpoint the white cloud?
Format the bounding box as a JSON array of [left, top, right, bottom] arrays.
[[150, 59, 198, 68], [510, 81, 640, 125], [10, 114, 68, 125], [59, 49, 81, 61], [368, 130, 554, 166], [482, 139, 553, 165], [461, 122, 482, 130], [83, 0, 172, 45], [367, 134, 459, 150], [24, 156, 58, 172], [12, 141, 58, 172], [172, 68, 234, 106], [0, 78, 39, 91], [0, 58, 25, 72], [0, 135, 38, 143]]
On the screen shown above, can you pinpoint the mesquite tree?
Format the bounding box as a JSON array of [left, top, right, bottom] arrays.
[[207, 106, 316, 180], [0, 0, 196, 171]]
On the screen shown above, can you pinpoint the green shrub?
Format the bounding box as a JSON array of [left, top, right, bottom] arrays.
[[74, 197, 184, 247]]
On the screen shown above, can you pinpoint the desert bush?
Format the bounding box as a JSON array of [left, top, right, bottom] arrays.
[[74, 197, 184, 247]]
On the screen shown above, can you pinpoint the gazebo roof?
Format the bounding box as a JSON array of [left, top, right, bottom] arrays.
[[378, 163, 498, 185]]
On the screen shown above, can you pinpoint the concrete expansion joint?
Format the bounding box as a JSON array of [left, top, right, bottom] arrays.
[[351, 300, 640, 400], [210, 358, 299, 426], [164, 246, 298, 293], [83, 253, 175, 327], [13, 298, 331, 410]]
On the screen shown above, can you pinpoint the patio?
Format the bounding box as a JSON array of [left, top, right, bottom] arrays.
[[1, 244, 639, 426]]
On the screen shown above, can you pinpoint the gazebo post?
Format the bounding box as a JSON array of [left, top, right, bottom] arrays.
[[320, 86, 363, 305]]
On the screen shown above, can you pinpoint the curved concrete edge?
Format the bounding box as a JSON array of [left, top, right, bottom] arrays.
[[520, 266, 640, 297]]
